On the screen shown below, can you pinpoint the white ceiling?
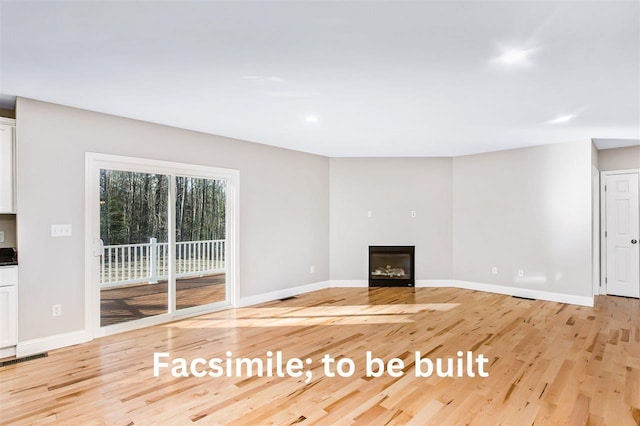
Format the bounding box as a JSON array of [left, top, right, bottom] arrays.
[[1, 1, 638, 157]]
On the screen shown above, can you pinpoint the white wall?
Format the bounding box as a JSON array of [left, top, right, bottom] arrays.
[[16, 98, 329, 342], [452, 141, 593, 297], [329, 144, 595, 301], [15, 97, 598, 345], [329, 157, 452, 281], [597, 145, 640, 171]]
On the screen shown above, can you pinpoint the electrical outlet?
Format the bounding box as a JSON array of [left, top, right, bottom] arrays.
[[491, 266, 498, 275], [310, 265, 315, 274], [518, 269, 524, 277], [52, 304, 62, 317]]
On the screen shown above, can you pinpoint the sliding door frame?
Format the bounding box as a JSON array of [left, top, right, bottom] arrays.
[[84, 153, 240, 338]]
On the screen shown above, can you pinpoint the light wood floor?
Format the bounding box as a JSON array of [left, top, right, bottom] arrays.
[[1, 287, 639, 425]]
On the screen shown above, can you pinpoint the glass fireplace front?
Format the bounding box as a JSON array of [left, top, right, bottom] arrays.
[[369, 246, 415, 287]]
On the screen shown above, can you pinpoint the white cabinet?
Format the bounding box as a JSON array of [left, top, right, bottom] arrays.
[[0, 118, 15, 214], [0, 266, 17, 349], [0, 285, 17, 348]]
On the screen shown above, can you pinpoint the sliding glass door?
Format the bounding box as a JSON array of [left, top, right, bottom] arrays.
[[87, 154, 238, 336], [175, 176, 227, 310], [99, 170, 170, 327]]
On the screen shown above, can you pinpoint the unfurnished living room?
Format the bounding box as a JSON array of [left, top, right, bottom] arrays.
[[0, 1, 639, 425]]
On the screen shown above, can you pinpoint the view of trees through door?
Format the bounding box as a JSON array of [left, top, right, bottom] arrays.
[[175, 176, 226, 310], [99, 169, 227, 327]]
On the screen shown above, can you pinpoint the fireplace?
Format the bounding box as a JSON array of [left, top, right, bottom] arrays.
[[368, 246, 415, 287]]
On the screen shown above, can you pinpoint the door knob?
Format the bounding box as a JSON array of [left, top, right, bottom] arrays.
[[632, 239, 638, 244]]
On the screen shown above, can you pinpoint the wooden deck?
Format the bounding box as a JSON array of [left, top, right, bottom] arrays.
[[100, 274, 226, 326], [1, 287, 639, 424]]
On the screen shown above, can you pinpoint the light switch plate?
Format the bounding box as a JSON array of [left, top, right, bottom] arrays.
[[51, 224, 72, 237], [0, 231, 5, 243]]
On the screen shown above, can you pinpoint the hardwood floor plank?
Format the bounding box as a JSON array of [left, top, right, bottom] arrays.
[[1, 288, 639, 425]]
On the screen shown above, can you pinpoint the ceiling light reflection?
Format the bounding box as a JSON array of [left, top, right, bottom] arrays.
[[546, 114, 576, 124], [490, 46, 539, 67]]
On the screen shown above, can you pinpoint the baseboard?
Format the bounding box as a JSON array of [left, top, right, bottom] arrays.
[[16, 329, 91, 358], [330, 280, 455, 288], [329, 280, 368, 288], [14, 279, 591, 357], [331, 280, 458, 288], [450, 280, 594, 307], [0, 346, 16, 359], [238, 280, 330, 307], [415, 279, 456, 287], [328, 278, 594, 307]]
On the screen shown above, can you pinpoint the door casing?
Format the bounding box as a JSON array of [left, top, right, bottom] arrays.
[[85, 153, 240, 338], [600, 169, 640, 298]]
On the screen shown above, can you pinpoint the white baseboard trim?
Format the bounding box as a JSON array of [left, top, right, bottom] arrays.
[[238, 280, 330, 307], [329, 280, 368, 288], [327, 279, 593, 307], [415, 279, 456, 287], [332, 280, 457, 288], [449, 280, 594, 307], [329, 279, 593, 306], [15, 279, 592, 357], [0, 346, 16, 359], [16, 329, 91, 358], [331, 280, 456, 288]]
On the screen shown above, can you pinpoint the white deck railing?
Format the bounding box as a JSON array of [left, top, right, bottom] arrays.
[[100, 238, 225, 289]]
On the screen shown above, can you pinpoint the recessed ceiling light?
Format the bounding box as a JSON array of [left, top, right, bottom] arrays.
[[546, 114, 576, 124], [491, 47, 538, 66], [241, 75, 285, 83], [498, 49, 530, 64], [305, 115, 319, 123]]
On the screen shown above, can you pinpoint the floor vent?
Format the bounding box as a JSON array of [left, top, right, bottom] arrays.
[[279, 296, 297, 302], [0, 352, 48, 367], [512, 296, 536, 301]]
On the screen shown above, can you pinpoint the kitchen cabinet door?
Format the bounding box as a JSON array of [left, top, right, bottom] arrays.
[[0, 285, 17, 348], [0, 122, 15, 213]]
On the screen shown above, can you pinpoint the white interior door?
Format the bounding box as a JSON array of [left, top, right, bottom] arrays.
[[605, 172, 640, 298]]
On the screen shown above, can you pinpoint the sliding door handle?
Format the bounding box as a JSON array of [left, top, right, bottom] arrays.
[[94, 239, 104, 256]]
